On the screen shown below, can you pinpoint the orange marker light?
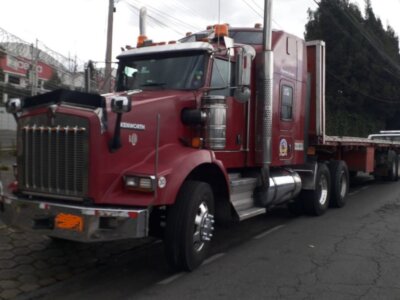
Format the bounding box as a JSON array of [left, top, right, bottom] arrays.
[[191, 137, 202, 148], [137, 35, 148, 47], [214, 24, 229, 37], [307, 147, 316, 155]]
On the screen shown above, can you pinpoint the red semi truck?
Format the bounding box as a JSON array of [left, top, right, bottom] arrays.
[[2, 1, 400, 271]]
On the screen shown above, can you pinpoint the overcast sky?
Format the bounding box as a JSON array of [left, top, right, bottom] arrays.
[[1, 0, 399, 64]]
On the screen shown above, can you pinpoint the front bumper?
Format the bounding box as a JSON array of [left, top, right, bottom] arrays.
[[0, 195, 149, 242]]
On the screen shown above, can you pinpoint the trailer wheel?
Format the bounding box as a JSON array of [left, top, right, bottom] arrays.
[[164, 180, 215, 271], [393, 156, 399, 182], [303, 163, 331, 216], [328, 160, 349, 208]]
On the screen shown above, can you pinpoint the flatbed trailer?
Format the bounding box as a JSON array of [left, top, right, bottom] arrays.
[[304, 40, 400, 180]]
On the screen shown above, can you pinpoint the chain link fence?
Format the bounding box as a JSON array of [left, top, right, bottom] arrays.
[[0, 27, 116, 103], [0, 27, 116, 148]]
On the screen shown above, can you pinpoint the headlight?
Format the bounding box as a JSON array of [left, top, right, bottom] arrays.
[[123, 175, 156, 192]]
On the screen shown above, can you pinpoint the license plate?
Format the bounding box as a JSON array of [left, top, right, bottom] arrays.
[[55, 213, 84, 232]]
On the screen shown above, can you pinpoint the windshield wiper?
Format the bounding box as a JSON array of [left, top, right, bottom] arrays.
[[140, 83, 166, 87]]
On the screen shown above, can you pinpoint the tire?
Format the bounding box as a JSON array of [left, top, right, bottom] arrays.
[[303, 163, 331, 216], [394, 156, 400, 182], [164, 180, 215, 271], [328, 160, 349, 208]]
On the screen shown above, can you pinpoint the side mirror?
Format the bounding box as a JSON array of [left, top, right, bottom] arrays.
[[234, 46, 255, 103], [234, 87, 251, 103], [110, 96, 131, 152], [111, 96, 131, 113]]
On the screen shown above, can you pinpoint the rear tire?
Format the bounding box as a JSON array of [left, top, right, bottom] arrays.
[[303, 163, 331, 216], [164, 180, 215, 271], [394, 156, 399, 182], [328, 160, 349, 208]]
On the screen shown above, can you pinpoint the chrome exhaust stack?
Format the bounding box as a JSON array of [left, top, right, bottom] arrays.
[[139, 7, 147, 36], [255, 0, 274, 167], [254, 0, 274, 205]]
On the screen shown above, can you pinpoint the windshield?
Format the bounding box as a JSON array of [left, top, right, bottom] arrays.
[[116, 52, 206, 91]]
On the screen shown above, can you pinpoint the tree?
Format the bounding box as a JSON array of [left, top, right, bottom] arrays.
[[305, 0, 400, 136]]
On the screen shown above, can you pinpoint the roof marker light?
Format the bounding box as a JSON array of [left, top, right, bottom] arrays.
[[137, 35, 148, 47], [214, 24, 229, 37]]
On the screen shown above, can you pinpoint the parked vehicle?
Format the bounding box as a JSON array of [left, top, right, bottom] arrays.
[[2, 0, 400, 271]]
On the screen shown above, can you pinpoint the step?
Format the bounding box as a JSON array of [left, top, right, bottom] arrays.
[[228, 173, 241, 181], [230, 177, 258, 212], [237, 207, 266, 221]]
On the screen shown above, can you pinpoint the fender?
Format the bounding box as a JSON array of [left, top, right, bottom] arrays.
[[156, 145, 228, 205], [101, 143, 229, 207]]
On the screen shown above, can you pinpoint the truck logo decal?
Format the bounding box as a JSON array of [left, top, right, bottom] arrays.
[[279, 138, 288, 157], [120, 122, 146, 131], [128, 133, 138, 146]]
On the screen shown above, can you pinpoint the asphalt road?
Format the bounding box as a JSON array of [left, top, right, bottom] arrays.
[[23, 176, 400, 300]]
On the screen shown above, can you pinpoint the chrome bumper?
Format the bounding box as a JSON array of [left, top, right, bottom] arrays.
[[0, 195, 149, 242]]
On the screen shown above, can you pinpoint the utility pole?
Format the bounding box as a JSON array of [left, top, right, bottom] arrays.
[[30, 39, 39, 96], [104, 0, 115, 93]]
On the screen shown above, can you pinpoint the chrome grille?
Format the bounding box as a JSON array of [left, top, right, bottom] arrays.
[[18, 114, 89, 200]]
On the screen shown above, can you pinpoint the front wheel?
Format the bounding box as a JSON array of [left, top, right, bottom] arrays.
[[303, 163, 331, 216], [164, 180, 215, 271]]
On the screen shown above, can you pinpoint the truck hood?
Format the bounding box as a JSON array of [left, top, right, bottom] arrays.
[[106, 89, 199, 104]]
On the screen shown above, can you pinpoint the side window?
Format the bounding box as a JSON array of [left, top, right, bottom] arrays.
[[281, 85, 293, 120], [210, 59, 234, 96], [8, 75, 21, 85]]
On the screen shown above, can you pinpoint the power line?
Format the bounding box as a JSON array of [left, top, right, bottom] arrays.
[[327, 70, 400, 104], [123, 3, 185, 36], [312, 0, 400, 76], [240, 0, 282, 29], [308, 2, 400, 104], [123, 0, 202, 33]]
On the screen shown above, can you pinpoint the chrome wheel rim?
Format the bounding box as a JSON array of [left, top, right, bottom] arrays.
[[319, 174, 328, 205], [193, 202, 214, 253], [339, 171, 347, 199]]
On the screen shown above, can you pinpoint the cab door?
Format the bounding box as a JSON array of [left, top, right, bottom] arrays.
[[278, 80, 296, 164], [210, 58, 247, 167]]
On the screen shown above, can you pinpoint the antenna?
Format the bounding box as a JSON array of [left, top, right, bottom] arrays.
[[218, 0, 221, 24]]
